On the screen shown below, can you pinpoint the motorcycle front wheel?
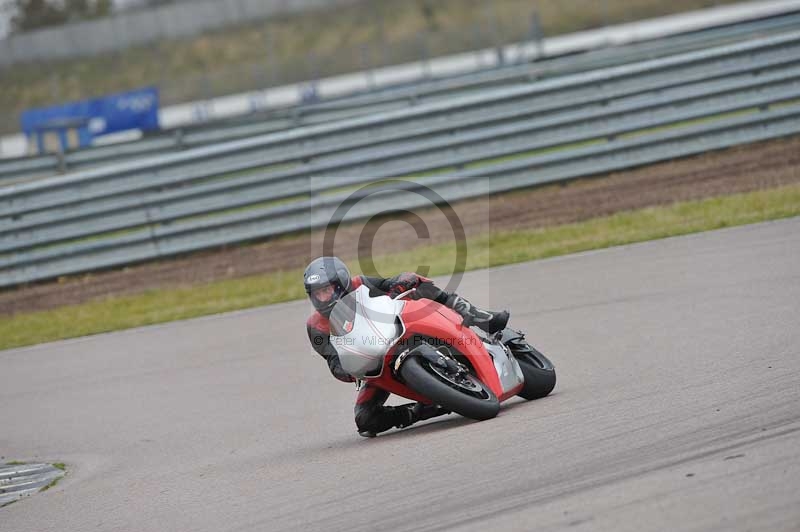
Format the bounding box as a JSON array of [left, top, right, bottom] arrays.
[[399, 355, 500, 421], [514, 346, 556, 400]]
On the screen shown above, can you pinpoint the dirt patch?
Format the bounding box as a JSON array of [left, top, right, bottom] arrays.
[[1, 135, 799, 316]]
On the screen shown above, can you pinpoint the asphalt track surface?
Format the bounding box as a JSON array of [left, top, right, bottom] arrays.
[[2, 218, 799, 532]]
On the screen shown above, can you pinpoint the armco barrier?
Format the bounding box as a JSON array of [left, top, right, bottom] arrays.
[[5, 29, 800, 210], [2, 104, 799, 288], [3, 63, 800, 255], [1, 31, 800, 287], [3, 10, 800, 183]]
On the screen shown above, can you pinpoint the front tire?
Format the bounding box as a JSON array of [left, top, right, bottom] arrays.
[[514, 346, 556, 400], [399, 355, 500, 421]]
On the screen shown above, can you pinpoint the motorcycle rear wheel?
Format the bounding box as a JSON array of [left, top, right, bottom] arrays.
[[400, 355, 500, 421]]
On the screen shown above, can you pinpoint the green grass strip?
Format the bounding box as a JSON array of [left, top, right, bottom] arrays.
[[1, 184, 799, 351]]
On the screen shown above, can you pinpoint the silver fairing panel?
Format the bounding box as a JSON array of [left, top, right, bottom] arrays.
[[483, 341, 525, 394], [329, 285, 406, 378]]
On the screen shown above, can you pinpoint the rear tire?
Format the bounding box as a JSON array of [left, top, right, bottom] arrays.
[[514, 347, 556, 400], [399, 355, 500, 421]]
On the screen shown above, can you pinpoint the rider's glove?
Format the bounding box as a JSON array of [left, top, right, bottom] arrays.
[[386, 272, 422, 298]]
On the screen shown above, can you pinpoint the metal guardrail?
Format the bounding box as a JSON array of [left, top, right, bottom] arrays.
[[4, 63, 800, 246], [1, 31, 800, 287], [308, 9, 800, 111], [4, 31, 799, 210], [3, 10, 800, 184], [6, 32, 800, 205], [0, 463, 65, 506]]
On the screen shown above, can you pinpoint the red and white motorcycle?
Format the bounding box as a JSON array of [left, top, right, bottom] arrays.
[[330, 285, 556, 420]]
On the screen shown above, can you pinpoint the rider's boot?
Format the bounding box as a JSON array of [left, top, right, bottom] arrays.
[[358, 404, 449, 438], [445, 293, 509, 334], [412, 403, 450, 422], [396, 403, 450, 428]]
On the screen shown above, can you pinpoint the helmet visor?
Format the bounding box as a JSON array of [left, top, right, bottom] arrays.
[[309, 281, 346, 312], [311, 284, 336, 303]]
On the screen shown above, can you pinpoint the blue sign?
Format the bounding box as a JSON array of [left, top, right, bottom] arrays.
[[21, 87, 160, 153]]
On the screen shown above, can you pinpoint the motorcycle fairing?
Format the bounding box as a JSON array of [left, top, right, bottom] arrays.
[[398, 299, 524, 401], [483, 341, 525, 400], [330, 285, 406, 378], [331, 287, 524, 403]]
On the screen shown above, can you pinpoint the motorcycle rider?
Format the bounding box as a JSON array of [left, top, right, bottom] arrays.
[[304, 256, 509, 437]]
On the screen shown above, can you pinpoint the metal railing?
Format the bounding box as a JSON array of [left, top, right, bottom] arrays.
[[3, 10, 800, 184], [1, 31, 800, 288]]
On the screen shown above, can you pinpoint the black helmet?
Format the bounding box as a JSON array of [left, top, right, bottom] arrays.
[[303, 256, 352, 315]]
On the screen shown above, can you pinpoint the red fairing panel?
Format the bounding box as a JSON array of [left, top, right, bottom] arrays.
[[397, 299, 505, 398]]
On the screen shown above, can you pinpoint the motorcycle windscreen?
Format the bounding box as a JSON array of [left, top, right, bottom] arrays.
[[329, 285, 405, 378]]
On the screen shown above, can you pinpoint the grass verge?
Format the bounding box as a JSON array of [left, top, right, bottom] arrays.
[[1, 183, 798, 351]]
